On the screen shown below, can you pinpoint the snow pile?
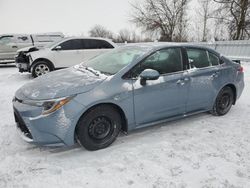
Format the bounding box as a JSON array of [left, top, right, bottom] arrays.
[[0, 64, 250, 187]]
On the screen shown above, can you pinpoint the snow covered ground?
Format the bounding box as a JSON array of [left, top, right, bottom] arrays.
[[0, 63, 250, 188]]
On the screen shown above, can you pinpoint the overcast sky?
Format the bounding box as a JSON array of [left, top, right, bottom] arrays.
[[0, 0, 143, 36]]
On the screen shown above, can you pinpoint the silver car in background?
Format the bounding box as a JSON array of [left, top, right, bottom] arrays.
[[13, 43, 244, 150], [0, 33, 64, 64]]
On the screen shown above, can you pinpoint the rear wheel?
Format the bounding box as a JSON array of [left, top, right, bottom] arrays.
[[31, 61, 53, 77], [76, 105, 122, 151], [211, 86, 234, 116]]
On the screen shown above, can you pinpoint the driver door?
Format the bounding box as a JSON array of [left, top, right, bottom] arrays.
[[51, 39, 84, 67], [132, 48, 189, 127]]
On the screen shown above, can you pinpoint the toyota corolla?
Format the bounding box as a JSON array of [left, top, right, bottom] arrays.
[[13, 43, 244, 150]]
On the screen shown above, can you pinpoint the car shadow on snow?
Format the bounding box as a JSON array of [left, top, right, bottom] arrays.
[[31, 112, 212, 155], [115, 112, 212, 144], [0, 64, 16, 68]]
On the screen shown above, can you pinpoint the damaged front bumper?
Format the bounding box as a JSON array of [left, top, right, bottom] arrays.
[[12, 96, 86, 147], [15, 52, 31, 72]]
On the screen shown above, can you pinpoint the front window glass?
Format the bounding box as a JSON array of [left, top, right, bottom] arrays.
[[80, 46, 150, 75], [59, 39, 83, 50], [132, 48, 183, 76], [46, 38, 65, 48]]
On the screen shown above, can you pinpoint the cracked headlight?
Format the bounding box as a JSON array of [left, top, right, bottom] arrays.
[[22, 96, 75, 115]]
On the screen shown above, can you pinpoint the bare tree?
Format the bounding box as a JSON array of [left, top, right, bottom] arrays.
[[175, 0, 189, 42], [130, 0, 190, 41], [197, 0, 213, 41], [115, 29, 142, 43], [89, 25, 113, 39], [213, 0, 250, 40], [118, 29, 131, 42]]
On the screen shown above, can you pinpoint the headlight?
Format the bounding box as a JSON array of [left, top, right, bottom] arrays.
[[22, 96, 75, 115]]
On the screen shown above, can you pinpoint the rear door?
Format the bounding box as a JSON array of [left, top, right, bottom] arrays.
[[185, 48, 221, 112], [82, 39, 114, 61], [132, 47, 189, 126]]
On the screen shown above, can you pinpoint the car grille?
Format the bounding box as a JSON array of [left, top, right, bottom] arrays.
[[15, 52, 29, 64], [14, 108, 33, 139]]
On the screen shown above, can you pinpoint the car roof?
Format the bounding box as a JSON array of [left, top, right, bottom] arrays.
[[64, 36, 113, 42], [61, 37, 117, 47], [122, 42, 220, 55]]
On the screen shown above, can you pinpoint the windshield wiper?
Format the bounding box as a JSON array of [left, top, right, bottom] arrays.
[[85, 67, 100, 76], [99, 71, 113, 76], [77, 65, 111, 76]]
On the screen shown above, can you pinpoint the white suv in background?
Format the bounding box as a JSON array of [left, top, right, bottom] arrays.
[[15, 37, 117, 77]]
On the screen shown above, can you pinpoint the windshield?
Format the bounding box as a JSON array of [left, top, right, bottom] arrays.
[[45, 38, 66, 48], [81, 46, 150, 75]]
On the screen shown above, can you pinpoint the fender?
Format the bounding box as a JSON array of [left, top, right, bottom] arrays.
[[30, 58, 55, 72]]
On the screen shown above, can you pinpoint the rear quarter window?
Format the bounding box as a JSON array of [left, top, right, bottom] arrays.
[[209, 52, 220, 66]]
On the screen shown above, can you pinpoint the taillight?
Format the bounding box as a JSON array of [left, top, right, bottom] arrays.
[[238, 66, 244, 73]]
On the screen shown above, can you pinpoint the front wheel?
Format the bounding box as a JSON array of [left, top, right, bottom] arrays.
[[31, 61, 53, 78], [211, 86, 234, 116], [76, 105, 122, 151]]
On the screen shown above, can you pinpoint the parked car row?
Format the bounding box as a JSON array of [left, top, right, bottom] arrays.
[[13, 43, 244, 150], [0, 33, 64, 64], [15, 37, 117, 77]]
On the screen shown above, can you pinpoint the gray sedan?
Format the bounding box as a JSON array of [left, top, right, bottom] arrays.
[[13, 43, 244, 150]]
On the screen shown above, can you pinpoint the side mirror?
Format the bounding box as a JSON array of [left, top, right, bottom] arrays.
[[53, 45, 62, 51], [140, 69, 160, 86]]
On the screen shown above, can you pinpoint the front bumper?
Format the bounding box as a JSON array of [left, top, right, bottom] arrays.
[[15, 53, 30, 72], [235, 73, 244, 101], [15, 62, 29, 72], [12, 97, 86, 146]]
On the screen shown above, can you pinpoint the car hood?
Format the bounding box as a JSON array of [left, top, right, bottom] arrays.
[[17, 46, 39, 53], [15, 67, 107, 100]]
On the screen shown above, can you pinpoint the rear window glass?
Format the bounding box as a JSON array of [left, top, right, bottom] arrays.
[[83, 39, 114, 49], [209, 52, 220, 66], [187, 48, 210, 68]]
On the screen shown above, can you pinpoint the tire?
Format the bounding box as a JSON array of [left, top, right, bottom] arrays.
[[211, 86, 234, 116], [76, 105, 122, 151], [31, 61, 53, 78]]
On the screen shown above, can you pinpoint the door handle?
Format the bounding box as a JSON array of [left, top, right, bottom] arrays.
[[210, 74, 216, 78], [176, 80, 185, 85], [211, 72, 219, 77], [210, 73, 219, 79], [12, 46, 18, 48]]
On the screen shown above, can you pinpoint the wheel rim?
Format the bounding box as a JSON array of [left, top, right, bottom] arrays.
[[218, 93, 231, 113], [35, 64, 50, 76], [88, 116, 114, 141]]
